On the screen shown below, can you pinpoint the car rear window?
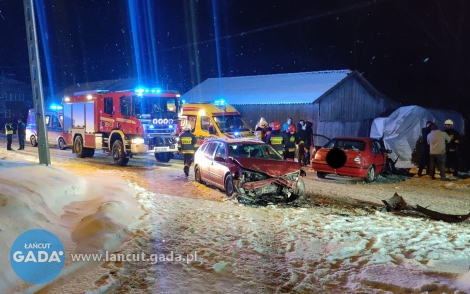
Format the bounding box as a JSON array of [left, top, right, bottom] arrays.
[[324, 139, 366, 151]]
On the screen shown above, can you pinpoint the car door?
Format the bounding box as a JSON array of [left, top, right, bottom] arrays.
[[210, 142, 228, 189], [201, 142, 218, 184], [48, 114, 61, 145], [371, 140, 386, 173]]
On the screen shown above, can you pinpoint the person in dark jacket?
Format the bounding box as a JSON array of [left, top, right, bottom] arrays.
[[284, 125, 298, 160], [263, 127, 272, 144], [418, 121, 433, 176], [17, 118, 26, 150], [304, 121, 314, 165], [266, 122, 285, 156], [5, 121, 14, 150], [296, 120, 308, 166], [178, 124, 198, 177], [443, 119, 461, 176]]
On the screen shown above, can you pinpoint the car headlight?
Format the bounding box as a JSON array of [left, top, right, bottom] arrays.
[[132, 138, 145, 144]]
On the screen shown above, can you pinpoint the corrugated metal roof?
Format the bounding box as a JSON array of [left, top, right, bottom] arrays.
[[181, 70, 352, 105]]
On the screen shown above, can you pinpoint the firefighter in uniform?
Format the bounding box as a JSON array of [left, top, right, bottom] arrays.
[[443, 119, 461, 176], [5, 121, 14, 150], [284, 124, 298, 161], [178, 123, 198, 177], [266, 121, 285, 156]]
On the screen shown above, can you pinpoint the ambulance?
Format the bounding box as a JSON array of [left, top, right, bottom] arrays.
[[26, 104, 67, 149], [177, 100, 255, 146]]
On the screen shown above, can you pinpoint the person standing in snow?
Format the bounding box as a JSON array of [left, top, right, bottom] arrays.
[[5, 121, 14, 150], [284, 125, 299, 161], [418, 121, 434, 177], [282, 118, 292, 132], [266, 122, 285, 156], [178, 123, 198, 177], [255, 121, 268, 141], [427, 123, 450, 181], [443, 119, 461, 177], [16, 118, 26, 150]]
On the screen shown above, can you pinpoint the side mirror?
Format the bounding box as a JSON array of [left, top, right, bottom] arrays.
[[383, 149, 392, 154], [214, 156, 225, 162]]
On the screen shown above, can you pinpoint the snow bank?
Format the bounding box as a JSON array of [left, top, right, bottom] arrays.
[[0, 160, 145, 293], [99, 183, 470, 294]]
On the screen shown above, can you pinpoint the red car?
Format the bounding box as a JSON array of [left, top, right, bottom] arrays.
[[312, 137, 392, 182], [194, 138, 306, 201]]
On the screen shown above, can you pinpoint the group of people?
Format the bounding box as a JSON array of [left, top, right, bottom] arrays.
[[418, 119, 461, 181], [4, 118, 26, 151], [255, 117, 314, 166]]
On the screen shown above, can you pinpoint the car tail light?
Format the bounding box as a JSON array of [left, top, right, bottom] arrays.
[[354, 156, 361, 164]]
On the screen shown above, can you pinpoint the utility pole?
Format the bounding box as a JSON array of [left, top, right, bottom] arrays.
[[23, 0, 51, 165]]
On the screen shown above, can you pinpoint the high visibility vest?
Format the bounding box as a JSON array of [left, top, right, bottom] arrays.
[[5, 124, 13, 135], [178, 131, 198, 154]]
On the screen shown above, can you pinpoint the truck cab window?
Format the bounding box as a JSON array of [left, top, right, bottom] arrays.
[[104, 97, 113, 115], [201, 116, 216, 134], [120, 97, 131, 116]]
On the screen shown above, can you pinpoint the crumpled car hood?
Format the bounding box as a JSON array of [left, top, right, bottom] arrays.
[[233, 157, 300, 177]]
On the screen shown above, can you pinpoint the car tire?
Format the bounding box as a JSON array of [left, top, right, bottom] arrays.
[[195, 167, 205, 184], [317, 172, 326, 179], [224, 175, 235, 197], [365, 166, 375, 183], [154, 152, 171, 162], [384, 158, 395, 175], [295, 179, 306, 199], [74, 136, 86, 158], [30, 135, 38, 147], [85, 148, 95, 158], [58, 137, 67, 150], [112, 140, 129, 166]]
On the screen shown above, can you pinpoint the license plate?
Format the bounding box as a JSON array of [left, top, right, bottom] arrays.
[[154, 147, 169, 152]]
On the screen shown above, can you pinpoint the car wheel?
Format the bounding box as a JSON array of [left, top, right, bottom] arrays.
[[365, 166, 375, 183], [154, 152, 171, 162], [30, 135, 38, 147], [224, 175, 235, 197], [384, 158, 394, 175], [74, 136, 86, 158], [317, 172, 326, 179], [195, 167, 205, 184], [295, 179, 306, 199], [85, 148, 95, 158], [58, 137, 67, 150], [112, 140, 129, 166]]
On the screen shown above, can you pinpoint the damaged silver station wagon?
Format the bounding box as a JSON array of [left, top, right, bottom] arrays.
[[194, 138, 306, 203]]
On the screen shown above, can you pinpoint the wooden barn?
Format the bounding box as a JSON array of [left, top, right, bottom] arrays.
[[181, 70, 400, 145]]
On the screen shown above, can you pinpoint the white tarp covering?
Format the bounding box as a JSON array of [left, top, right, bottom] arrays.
[[370, 105, 465, 168]]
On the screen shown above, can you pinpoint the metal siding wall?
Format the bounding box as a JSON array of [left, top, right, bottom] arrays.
[[234, 104, 315, 129], [319, 77, 389, 122]]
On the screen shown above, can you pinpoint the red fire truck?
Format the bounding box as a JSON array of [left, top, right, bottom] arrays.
[[61, 88, 180, 166]]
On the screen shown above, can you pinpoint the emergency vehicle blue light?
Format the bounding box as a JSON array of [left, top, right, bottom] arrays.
[[135, 88, 145, 94], [234, 132, 239, 136], [149, 125, 154, 129], [169, 125, 173, 129], [182, 100, 186, 104], [214, 99, 225, 105], [50, 104, 62, 110]]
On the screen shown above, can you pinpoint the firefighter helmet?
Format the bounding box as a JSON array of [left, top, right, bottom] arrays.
[[273, 121, 281, 131], [183, 123, 192, 131], [288, 124, 296, 133], [444, 119, 453, 125]]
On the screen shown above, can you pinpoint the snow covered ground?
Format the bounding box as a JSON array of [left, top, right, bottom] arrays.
[[1, 146, 470, 293]]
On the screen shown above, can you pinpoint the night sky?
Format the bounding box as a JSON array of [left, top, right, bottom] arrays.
[[1, 0, 469, 121]]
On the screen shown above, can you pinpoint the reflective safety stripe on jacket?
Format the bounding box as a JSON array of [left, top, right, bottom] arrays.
[[269, 135, 284, 154], [178, 132, 198, 154], [285, 134, 297, 152], [5, 124, 13, 135]]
